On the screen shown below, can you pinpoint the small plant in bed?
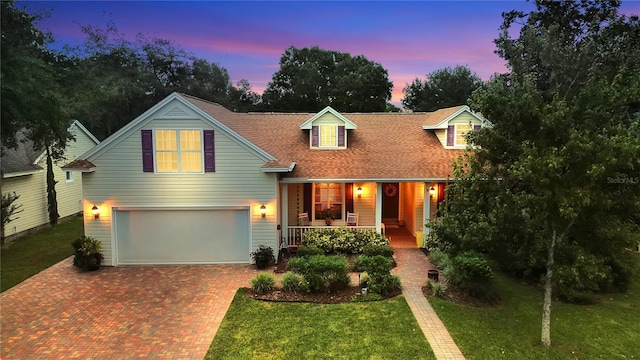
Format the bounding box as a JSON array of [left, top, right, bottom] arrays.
[[72, 236, 103, 271], [250, 245, 275, 269]]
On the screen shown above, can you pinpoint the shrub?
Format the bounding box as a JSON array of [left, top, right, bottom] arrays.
[[428, 249, 449, 269], [281, 272, 309, 293], [72, 236, 103, 271], [288, 255, 350, 293], [251, 273, 276, 294], [362, 244, 394, 258], [302, 227, 388, 254], [446, 251, 494, 298], [353, 255, 400, 296], [296, 245, 324, 257], [370, 274, 402, 296]]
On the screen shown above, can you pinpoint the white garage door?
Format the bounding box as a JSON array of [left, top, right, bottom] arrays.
[[114, 209, 250, 265]]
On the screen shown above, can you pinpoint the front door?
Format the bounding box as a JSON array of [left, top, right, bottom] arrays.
[[382, 182, 399, 221]]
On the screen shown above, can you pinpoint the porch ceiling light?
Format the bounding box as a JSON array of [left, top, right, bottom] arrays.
[[92, 205, 100, 219], [429, 186, 436, 197], [356, 186, 363, 198], [260, 204, 267, 217]]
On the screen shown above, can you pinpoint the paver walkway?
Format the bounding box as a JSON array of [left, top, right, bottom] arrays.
[[389, 228, 466, 360], [0, 257, 254, 360]]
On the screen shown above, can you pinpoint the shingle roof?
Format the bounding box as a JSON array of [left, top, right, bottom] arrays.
[[182, 94, 464, 181], [61, 159, 96, 171], [1, 135, 43, 177]]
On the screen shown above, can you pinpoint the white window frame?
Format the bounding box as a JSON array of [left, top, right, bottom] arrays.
[[313, 183, 344, 220], [319, 125, 338, 148], [154, 128, 204, 174], [65, 171, 74, 183]]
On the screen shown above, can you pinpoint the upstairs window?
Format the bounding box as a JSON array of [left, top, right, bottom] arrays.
[[312, 125, 345, 148], [455, 124, 473, 146], [155, 129, 202, 173], [320, 125, 337, 147]]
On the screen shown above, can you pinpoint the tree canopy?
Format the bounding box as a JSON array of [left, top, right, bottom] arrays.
[[262, 46, 393, 112], [428, 0, 640, 347], [402, 65, 482, 112]]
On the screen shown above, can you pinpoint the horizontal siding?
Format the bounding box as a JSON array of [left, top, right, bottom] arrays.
[[287, 183, 304, 225], [449, 112, 481, 125], [415, 183, 425, 234], [353, 182, 376, 226], [313, 113, 343, 125], [84, 116, 278, 265], [2, 125, 96, 236]]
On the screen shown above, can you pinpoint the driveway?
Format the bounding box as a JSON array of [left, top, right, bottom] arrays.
[[1, 257, 255, 360]]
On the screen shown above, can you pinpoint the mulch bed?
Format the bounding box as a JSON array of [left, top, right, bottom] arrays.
[[422, 283, 500, 307], [247, 286, 402, 304]]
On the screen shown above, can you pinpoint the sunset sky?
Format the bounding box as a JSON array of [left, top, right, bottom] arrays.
[[25, 1, 640, 104]]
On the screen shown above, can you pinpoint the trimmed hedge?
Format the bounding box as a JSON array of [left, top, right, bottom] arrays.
[[302, 227, 388, 254], [287, 255, 350, 293]]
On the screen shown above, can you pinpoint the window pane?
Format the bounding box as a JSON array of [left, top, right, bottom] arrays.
[[320, 125, 336, 147], [157, 152, 178, 172], [181, 152, 202, 172], [180, 130, 201, 151], [156, 130, 177, 150]]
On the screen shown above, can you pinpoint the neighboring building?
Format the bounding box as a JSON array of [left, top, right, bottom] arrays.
[[64, 93, 487, 266], [1, 121, 99, 239]]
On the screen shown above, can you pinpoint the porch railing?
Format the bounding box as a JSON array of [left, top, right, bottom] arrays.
[[281, 226, 378, 249]]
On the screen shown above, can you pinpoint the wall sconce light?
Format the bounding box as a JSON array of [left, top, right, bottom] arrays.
[[91, 205, 100, 219], [356, 186, 363, 198], [260, 204, 267, 218], [429, 186, 436, 197]]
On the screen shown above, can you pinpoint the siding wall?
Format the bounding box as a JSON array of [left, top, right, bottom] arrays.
[[287, 183, 304, 225], [398, 182, 424, 236], [83, 102, 278, 265], [353, 182, 376, 226], [2, 125, 96, 237]]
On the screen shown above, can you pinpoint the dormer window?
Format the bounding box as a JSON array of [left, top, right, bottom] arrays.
[[454, 124, 473, 146], [300, 106, 357, 150]]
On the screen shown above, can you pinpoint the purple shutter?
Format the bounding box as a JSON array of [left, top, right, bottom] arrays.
[[203, 130, 215, 172], [345, 183, 354, 214], [446, 125, 455, 146], [338, 126, 345, 147], [312, 126, 319, 147], [141, 130, 154, 172], [474, 125, 481, 132]]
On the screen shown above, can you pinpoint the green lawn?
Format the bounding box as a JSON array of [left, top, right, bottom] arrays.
[[206, 289, 435, 360], [1, 216, 83, 292], [429, 268, 640, 359]]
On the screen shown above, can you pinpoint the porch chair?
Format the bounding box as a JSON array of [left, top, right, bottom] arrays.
[[346, 212, 359, 226], [298, 212, 310, 226]]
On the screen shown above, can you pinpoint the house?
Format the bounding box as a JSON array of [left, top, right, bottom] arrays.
[[64, 92, 487, 266], [1, 121, 99, 239]]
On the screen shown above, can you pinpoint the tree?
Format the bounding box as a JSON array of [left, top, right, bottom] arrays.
[[402, 65, 482, 111], [430, 0, 640, 348], [1, 1, 74, 227], [262, 46, 393, 112]]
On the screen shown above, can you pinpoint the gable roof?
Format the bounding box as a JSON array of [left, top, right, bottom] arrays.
[[79, 92, 277, 165], [1, 120, 99, 178], [421, 105, 487, 129], [299, 106, 358, 130], [182, 95, 466, 181]]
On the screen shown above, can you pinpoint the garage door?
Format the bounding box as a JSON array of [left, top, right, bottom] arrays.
[[114, 209, 250, 265]]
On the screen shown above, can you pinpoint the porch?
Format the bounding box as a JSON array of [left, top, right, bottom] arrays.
[[278, 181, 446, 250]]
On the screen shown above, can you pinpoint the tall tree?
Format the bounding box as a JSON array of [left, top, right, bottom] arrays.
[[430, 0, 640, 348], [262, 46, 393, 112], [1, 1, 73, 226], [402, 65, 482, 111]]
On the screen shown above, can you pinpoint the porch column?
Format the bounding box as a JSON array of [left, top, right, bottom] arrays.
[[281, 183, 288, 247], [375, 182, 383, 233], [423, 182, 431, 236]]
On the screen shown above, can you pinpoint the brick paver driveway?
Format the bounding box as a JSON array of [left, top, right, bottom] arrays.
[[1, 257, 255, 360]]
